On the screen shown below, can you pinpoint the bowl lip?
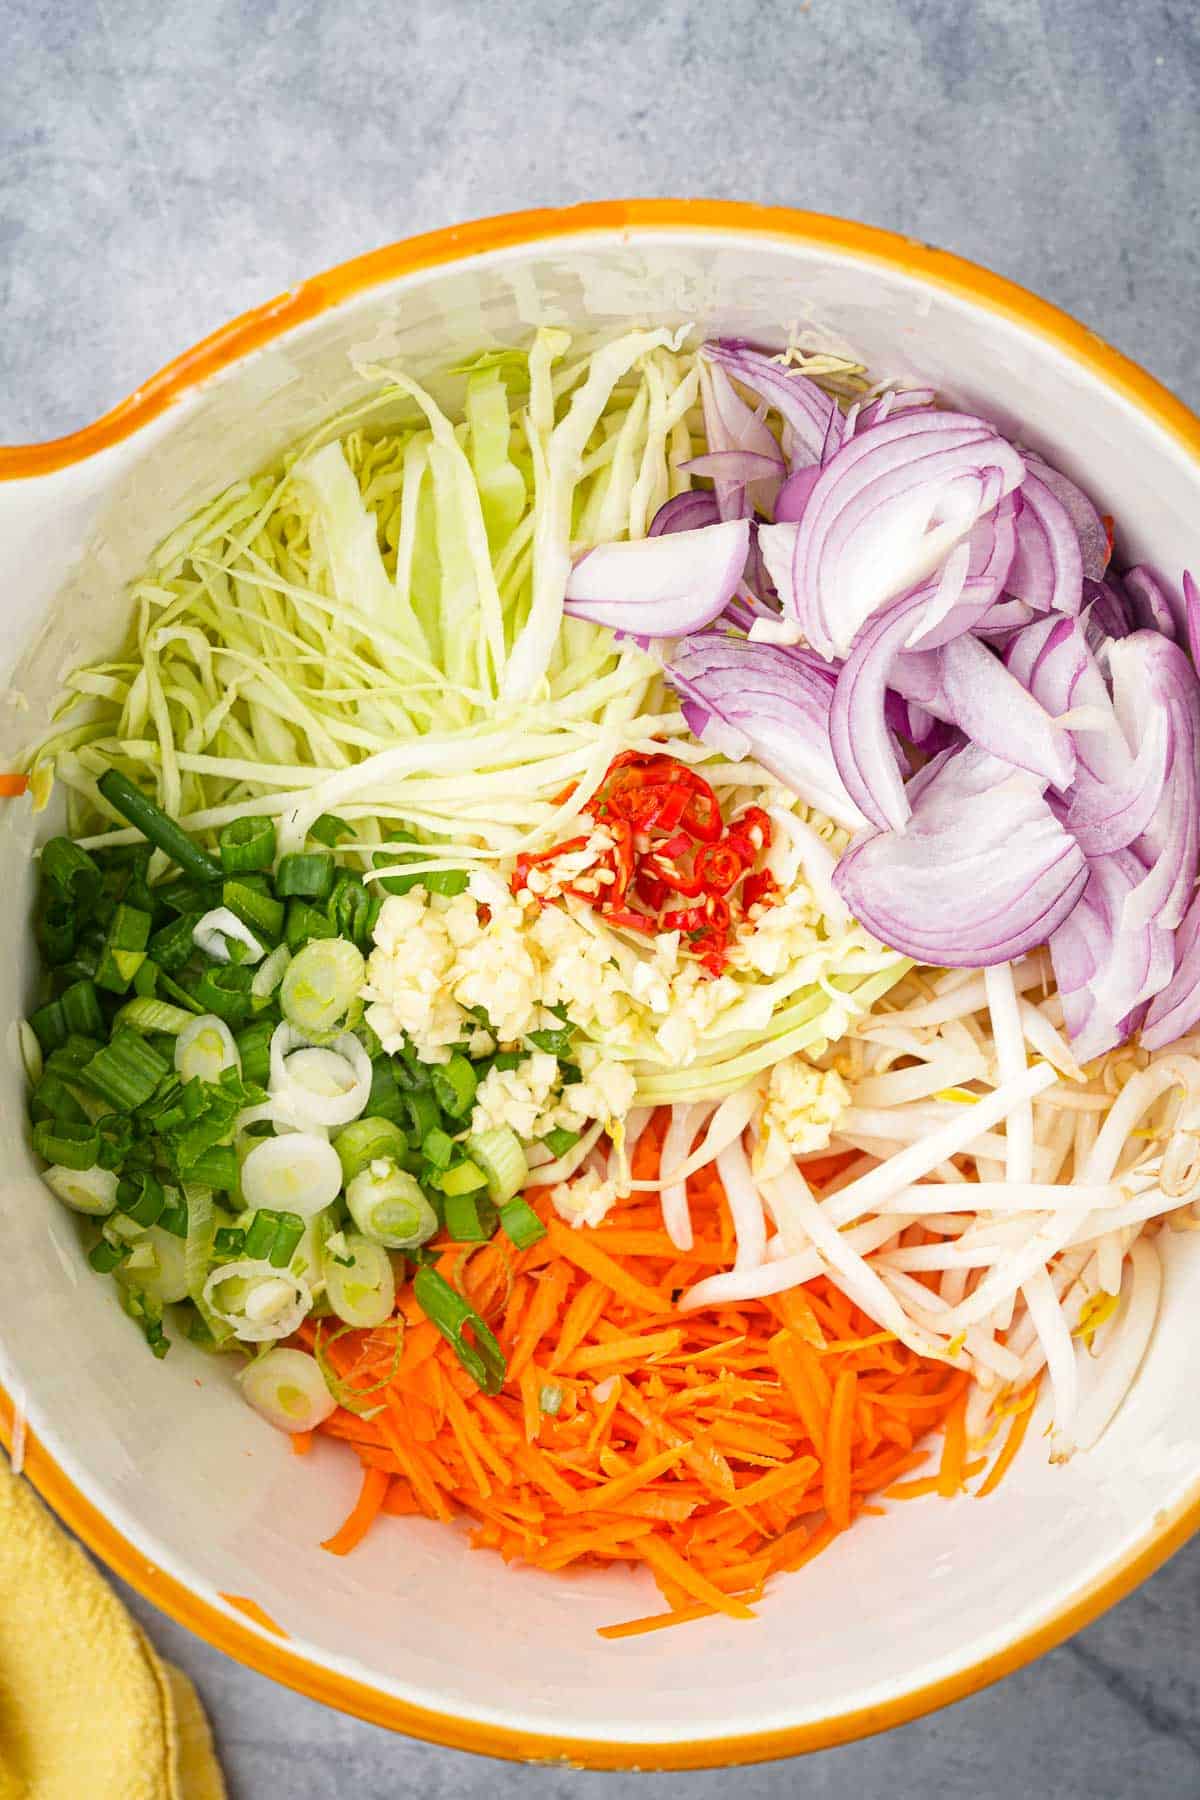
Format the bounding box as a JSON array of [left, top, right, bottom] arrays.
[[3, 196, 1200, 1768]]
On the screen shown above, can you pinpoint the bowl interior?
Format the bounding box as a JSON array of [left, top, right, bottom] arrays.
[[2, 221, 1199, 1752]]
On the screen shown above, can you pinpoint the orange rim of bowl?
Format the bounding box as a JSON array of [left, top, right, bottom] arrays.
[[3, 199, 1200, 1766]]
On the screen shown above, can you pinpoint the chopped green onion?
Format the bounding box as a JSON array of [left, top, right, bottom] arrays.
[[57, 980, 104, 1039], [327, 870, 376, 946], [117, 1170, 166, 1228], [540, 1126, 581, 1159], [36, 894, 77, 965], [443, 1188, 496, 1242], [333, 1116, 409, 1185], [242, 1208, 306, 1267], [371, 843, 422, 896], [32, 1118, 100, 1169], [345, 1160, 438, 1249], [79, 1031, 169, 1109], [421, 1126, 455, 1172], [309, 813, 355, 849], [364, 1059, 407, 1128], [488, 1050, 524, 1073], [250, 941, 290, 1011], [412, 1266, 506, 1394], [89, 1238, 130, 1273], [186, 1145, 238, 1191], [498, 1196, 548, 1250], [285, 899, 337, 951], [465, 1126, 528, 1205], [193, 907, 265, 967], [158, 1194, 189, 1238], [430, 1052, 478, 1120], [222, 879, 285, 944], [175, 1012, 240, 1084], [41, 837, 102, 909], [192, 964, 254, 1025], [323, 1232, 396, 1329], [28, 1001, 68, 1054], [403, 1087, 441, 1141], [240, 1347, 337, 1432], [30, 1071, 89, 1124], [159, 878, 222, 917], [45, 1163, 120, 1216], [95, 902, 152, 994], [276, 852, 335, 901], [234, 1019, 274, 1086], [97, 769, 222, 881], [218, 816, 277, 874], [147, 911, 203, 973], [280, 936, 365, 1038], [213, 1225, 246, 1257], [240, 1133, 342, 1217], [440, 1159, 488, 1198], [114, 996, 195, 1036]]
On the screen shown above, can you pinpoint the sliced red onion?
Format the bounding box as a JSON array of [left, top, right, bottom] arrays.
[[1142, 885, 1200, 1049], [1107, 631, 1200, 931], [934, 633, 1075, 791], [773, 465, 821, 524], [1004, 467, 1083, 615], [666, 633, 866, 829], [563, 519, 750, 637], [701, 341, 837, 469], [1185, 570, 1200, 668], [829, 592, 937, 832], [855, 388, 937, 433], [1123, 565, 1177, 639], [1023, 454, 1110, 580], [1083, 574, 1135, 650], [648, 491, 721, 537], [679, 450, 785, 487], [1049, 848, 1175, 1063], [905, 491, 1022, 648], [699, 360, 783, 519], [778, 411, 1026, 659], [832, 744, 1089, 966]]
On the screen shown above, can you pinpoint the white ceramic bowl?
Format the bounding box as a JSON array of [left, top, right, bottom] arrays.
[[2, 202, 1199, 1769]]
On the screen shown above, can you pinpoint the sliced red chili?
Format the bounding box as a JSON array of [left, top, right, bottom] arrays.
[[681, 787, 722, 843], [641, 850, 704, 899], [603, 906, 658, 935], [733, 806, 773, 853], [695, 838, 750, 896], [741, 870, 778, 911]]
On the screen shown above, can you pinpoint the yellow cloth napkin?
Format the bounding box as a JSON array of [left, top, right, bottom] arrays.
[[0, 1455, 226, 1800]]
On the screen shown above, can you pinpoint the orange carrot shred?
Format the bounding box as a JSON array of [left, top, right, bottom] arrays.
[[976, 1384, 1038, 1498], [321, 1467, 390, 1556], [823, 1369, 857, 1531]]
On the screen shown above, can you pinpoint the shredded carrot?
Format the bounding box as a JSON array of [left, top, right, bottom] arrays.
[[976, 1383, 1039, 1497], [307, 1120, 970, 1632], [321, 1466, 391, 1556], [936, 1387, 970, 1497], [290, 1430, 313, 1457], [823, 1370, 857, 1530], [218, 1594, 289, 1637], [0, 773, 28, 798]]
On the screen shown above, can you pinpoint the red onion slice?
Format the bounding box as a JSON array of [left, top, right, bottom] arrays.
[[829, 592, 936, 832], [1004, 467, 1083, 615], [934, 633, 1076, 791], [1124, 565, 1178, 639], [1142, 886, 1200, 1049], [666, 634, 866, 830], [783, 411, 1026, 658], [1107, 632, 1200, 931], [649, 491, 721, 537], [1186, 570, 1200, 667], [832, 744, 1088, 966], [563, 520, 751, 637], [701, 341, 838, 470], [773, 465, 822, 524], [699, 360, 783, 519], [1049, 848, 1175, 1063], [1023, 454, 1110, 580]]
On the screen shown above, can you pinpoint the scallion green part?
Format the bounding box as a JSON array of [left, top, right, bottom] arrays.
[[97, 769, 222, 882], [465, 1126, 528, 1205], [41, 837, 102, 909], [540, 1126, 581, 1159], [442, 1187, 496, 1241], [430, 1052, 478, 1120], [222, 879, 285, 943], [498, 1195, 547, 1250], [218, 816, 277, 874], [58, 980, 104, 1038], [333, 1116, 408, 1185], [412, 1266, 506, 1394], [192, 963, 255, 1025], [79, 1031, 169, 1109], [285, 899, 337, 951], [113, 996, 196, 1036], [276, 851, 335, 901], [309, 814, 354, 848], [32, 1118, 100, 1169]]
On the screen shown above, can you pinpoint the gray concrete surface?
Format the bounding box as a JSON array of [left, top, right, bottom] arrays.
[[4, 0, 1200, 1793]]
